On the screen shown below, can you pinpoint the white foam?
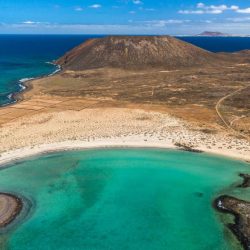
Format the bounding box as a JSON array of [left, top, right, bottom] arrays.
[[48, 65, 61, 76], [7, 93, 13, 100], [45, 61, 55, 65], [3, 61, 61, 106], [19, 77, 35, 83]]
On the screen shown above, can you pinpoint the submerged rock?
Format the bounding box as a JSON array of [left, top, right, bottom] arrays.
[[238, 174, 250, 188], [214, 195, 250, 250]]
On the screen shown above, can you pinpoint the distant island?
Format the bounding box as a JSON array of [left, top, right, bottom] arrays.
[[196, 31, 231, 37], [194, 31, 250, 37]]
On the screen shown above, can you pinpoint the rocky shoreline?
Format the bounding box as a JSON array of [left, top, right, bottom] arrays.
[[214, 173, 250, 250], [174, 142, 203, 153], [0, 193, 23, 228]]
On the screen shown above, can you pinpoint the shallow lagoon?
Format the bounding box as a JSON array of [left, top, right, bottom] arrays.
[[0, 149, 249, 250]]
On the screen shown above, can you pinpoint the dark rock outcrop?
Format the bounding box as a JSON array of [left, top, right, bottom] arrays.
[[214, 195, 250, 250], [238, 174, 250, 188]]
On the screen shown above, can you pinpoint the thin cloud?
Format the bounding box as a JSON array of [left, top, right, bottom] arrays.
[[21, 21, 49, 25], [179, 3, 241, 15], [227, 17, 250, 22], [22, 21, 39, 24], [179, 10, 204, 14], [75, 7, 84, 11], [1, 21, 249, 36], [89, 4, 102, 9], [138, 7, 156, 12], [144, 19, 190, 27], [133, 0, 143, 5], [145, 8, 156, 11], [236, 8, 250, 14]]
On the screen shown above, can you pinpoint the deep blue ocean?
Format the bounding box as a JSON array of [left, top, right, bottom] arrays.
[[0, 35, 103, 106], [0, 35, 250, 106]]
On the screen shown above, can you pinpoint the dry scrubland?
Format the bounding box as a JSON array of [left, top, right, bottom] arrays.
[[0, 64, 250, 162], [0, 86, 250, 163], [0, 36, 249, 161]]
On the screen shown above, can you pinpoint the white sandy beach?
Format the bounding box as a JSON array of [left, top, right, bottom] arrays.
[[0, 108, 249, 166]]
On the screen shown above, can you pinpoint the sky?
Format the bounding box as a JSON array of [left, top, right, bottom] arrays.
[[0, 0, 250, 35]]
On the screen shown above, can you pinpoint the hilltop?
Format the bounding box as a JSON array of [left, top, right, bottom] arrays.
[[56, 35, 218, 70]]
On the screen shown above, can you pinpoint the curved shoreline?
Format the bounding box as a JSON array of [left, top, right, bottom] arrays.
[[0, 140, 249, 168], [0, 193, 23, 228], [0, 63, 61, 108], [0, 144, 249, 248]]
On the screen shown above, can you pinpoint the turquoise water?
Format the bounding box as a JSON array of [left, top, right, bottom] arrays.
[[0, 149, 249, 250]]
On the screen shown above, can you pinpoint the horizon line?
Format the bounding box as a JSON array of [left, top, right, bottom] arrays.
[[0, 33, 249, 37]]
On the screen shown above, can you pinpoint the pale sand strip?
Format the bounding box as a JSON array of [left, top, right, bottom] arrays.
[[0, 108, 249, 166], [0, 138, 249, 168]]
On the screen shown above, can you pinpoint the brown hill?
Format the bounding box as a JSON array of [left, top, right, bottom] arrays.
[[56, 35, 219, 70]]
